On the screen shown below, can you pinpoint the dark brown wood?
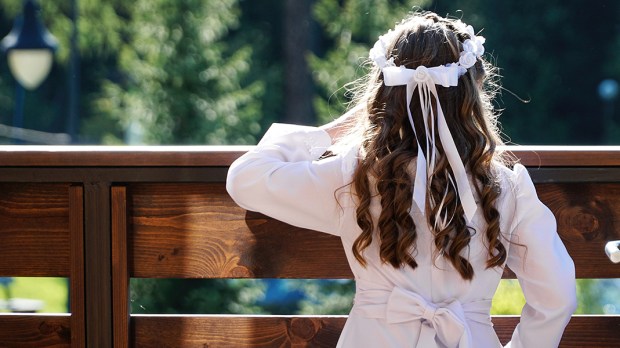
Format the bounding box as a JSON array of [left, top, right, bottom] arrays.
[[0, 183, 70, 277], [131, 315, 347, 347], [127, 182, 620, 279], [69, 185, 85, 348], [538, 183, 620, 278], [0, 148, 618, 348], [507, 146, 620, 167], [84, 182, 112, 348], [0, 167, 228, 184], [0, 314, 71, 347], [130, 315, 620, 348], [0, 145, 618, 167], [112, 186, 129, 348], [0, 146, 251, 167], [128, 183, 352, 279]]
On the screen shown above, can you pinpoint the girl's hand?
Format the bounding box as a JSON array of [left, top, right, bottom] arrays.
[[319, 105, 364, 143]]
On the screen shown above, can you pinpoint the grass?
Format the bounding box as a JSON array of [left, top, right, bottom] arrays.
[[0, 277, 69, 313], [491, 280, 525, 314]]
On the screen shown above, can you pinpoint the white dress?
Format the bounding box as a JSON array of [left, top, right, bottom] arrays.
[[226, 123, 577, 348]]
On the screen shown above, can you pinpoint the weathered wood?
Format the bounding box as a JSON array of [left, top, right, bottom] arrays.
[[0, 183, 70, 277], [0, 145, 618, 167], [128, 182, 620, 279], [130, 315, 620, 348], [84, 182, 112, 348], [112, 186, 129, 348], [69, 185, 85, 348], [0, 314, 71, 347]]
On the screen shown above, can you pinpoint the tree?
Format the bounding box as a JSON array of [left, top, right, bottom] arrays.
[[430, 0, 620, 144], [97, 0, 263, 144], [309, 0, 430, 124]]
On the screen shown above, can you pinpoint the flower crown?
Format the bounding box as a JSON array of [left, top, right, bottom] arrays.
[[369, 24, 485, 75], [367, 23, 486, 225]]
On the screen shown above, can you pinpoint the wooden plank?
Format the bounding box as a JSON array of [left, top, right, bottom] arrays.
[[129, 183, 352, 279], [132, 315, 346, 347], [129, 182, 620, 279], [0, 146, 251, 167], [84, 182, 112, 348], [508, 146, 620, 167], [0, 183, 70, 277], [0, 314, 71, 347], [538, 183, 620, 278], [112, 186, 129, 348], [131, 315, 620, 347], [0, 167, 228, 184], [0, 146, 618, 167], [69, 185, 85, 348]]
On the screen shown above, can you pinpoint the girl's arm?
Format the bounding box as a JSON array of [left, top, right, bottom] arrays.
[[504, 164, 577, 348], [226, 122, 358, 236]]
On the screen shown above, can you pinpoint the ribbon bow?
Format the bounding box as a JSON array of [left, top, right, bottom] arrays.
[[386, 287, 472, 348], [382, 64, 477, 223]]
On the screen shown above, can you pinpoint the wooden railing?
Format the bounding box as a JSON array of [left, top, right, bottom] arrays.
[[0, 145, 619, 347]]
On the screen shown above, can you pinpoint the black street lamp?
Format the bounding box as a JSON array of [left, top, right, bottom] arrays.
[[1, 0, 58, 140]]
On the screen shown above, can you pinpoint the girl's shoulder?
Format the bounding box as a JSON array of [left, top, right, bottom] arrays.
[[491, 162, 539, 216]]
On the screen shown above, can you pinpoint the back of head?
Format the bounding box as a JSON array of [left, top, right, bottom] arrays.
[[350, 12, 506, 280]]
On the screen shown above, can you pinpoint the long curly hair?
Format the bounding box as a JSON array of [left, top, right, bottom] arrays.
[[347, 12, 506, 280]]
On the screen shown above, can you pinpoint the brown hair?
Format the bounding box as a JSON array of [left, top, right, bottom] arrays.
[[347, 12, 506, 280]]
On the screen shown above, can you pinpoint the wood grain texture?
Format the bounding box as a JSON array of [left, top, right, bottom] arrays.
[[131, 315, 620, 348], [0, 183, 70, 277], [84, 182, 112, 348], [0, 146, 617, 167], [129, 184, 352, 279], [0, 314, 71, 347], [537, 183, 620, 278], [131, 315, 346, 348], [112, 186, 129, 348], [68, 185, 85, 348], [0, 146, 251, 167], [128, 182, 620, 279]]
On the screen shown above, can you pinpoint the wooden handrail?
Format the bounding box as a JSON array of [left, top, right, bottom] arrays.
[[0, 146, 618, 347], [0, 145, 618, 167]]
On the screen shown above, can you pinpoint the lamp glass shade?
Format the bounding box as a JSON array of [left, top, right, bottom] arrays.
[[7, 49, 53, 90]]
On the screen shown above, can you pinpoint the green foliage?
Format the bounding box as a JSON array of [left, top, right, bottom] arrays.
[[294, 280, 355, 315], [97, 0, 263, 144], [130, 279, 265, 314], [309, 0, 430, 124], [430, 0, 620, 144], [0, 277, 68, 313]]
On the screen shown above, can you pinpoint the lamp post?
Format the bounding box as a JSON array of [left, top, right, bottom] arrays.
[[1, 0, 57, 142]]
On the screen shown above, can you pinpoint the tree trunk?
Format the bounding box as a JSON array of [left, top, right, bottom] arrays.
[[283, 0, 315, 125]]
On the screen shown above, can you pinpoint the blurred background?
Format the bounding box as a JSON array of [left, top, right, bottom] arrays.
[[0, 0, 618, 316]]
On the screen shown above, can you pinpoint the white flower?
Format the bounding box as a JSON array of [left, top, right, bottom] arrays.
[[369, 32, 397, 68], [459, 52, 477, 69], [414, 65, 430, 82], [463, 25, 486, 57]]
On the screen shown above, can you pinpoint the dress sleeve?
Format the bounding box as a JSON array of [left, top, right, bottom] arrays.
[[504, 164, 577, 348], [226, 123, 357, 236]]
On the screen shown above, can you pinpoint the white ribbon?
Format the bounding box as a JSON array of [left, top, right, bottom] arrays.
[[353, 282, 493, 348], [382, 64, 477, 223]]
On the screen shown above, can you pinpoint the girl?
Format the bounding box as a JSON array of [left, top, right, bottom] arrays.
[[227, 12, 576, 348]]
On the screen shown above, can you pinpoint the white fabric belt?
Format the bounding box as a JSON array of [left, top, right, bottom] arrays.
[[354, 281, 492, 348]]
